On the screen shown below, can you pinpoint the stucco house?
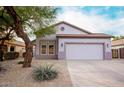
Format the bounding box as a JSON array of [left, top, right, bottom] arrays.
[[112, 39, 124, 59], [0, 40, 25, 57], [112, 39, 124, 49], [35, 21, 112, 60]]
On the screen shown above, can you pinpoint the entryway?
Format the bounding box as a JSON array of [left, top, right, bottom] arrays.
[[112, 48, 124, 59]]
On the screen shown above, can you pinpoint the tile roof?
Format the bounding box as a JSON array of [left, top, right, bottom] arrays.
[[112, 39, 124, 46], [3, 40, 25, 47]]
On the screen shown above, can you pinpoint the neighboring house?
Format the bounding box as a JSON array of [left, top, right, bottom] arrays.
[[35, 21, 112, 60], [112, 39, 124, 49], [112, 39, 124, 59], [0, 40, 25, 57]]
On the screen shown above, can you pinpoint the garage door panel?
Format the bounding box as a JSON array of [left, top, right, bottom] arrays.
[[66, 44, 103, 60]]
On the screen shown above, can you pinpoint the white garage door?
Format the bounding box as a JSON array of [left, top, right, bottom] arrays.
[[66, 44, 103, 60]]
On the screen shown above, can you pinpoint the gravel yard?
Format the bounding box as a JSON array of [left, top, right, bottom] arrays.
[[1, 59, 124, 87], [0, 59, 72, 87]]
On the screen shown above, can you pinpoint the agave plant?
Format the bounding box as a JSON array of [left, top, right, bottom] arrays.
[[32, 64, 58, 81]]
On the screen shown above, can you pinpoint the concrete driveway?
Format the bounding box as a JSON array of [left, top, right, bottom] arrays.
[[67, 59, 124, 87]]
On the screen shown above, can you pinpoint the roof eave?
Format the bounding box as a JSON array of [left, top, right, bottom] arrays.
[[56, 35, 111, 38]]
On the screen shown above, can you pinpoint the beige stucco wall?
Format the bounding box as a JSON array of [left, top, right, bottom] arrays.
[[7, 45, 25, 57], [15, 46, 25, 57], [112, 45, 124, 49], [4, 41, 25, 57]]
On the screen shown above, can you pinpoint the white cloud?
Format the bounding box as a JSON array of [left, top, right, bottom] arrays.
[[57, 7, 124, 36]]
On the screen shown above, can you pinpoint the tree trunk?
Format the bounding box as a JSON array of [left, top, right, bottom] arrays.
[[4, 6, 33, 67]]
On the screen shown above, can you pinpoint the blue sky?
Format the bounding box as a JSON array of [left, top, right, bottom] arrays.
[[57, 6, 124, 36], [59, 6, 124, 19], [80, 6, 124, 19]]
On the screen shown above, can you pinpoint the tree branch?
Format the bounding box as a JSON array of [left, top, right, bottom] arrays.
[[0, 28, 13, 41], [4, 6, 33, 67]]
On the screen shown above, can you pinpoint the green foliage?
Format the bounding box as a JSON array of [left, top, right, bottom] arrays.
[[112, 35, 124, 40], [0, 7, 14, 31], [0, 6, 58, 38], [32, 64, 58, 81], [14, 6, 58, 37], [34, 25, 56, 38], [0, 7, 15, 40]]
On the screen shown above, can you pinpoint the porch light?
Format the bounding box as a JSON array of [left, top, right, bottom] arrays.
[[107, 43, 109, 48]]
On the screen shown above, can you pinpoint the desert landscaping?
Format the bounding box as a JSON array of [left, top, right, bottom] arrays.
[[0, 59, 72, 87]]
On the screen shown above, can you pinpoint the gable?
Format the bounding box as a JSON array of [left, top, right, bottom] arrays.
[[55, 22, 91, 35], [35, 21, 111, 42]]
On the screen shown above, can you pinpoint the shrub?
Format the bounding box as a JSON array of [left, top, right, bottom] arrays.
[[5, 52, 19, 60], [32, 64, 58, 81]]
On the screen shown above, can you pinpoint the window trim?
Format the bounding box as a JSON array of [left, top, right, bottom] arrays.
[[41, 44, 47, 55], [48, 44, 55, 55]]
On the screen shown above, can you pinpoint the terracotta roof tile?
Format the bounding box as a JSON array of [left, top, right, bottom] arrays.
[[112, 39, 124, 46]]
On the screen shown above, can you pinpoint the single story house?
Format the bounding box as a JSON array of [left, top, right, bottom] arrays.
[[112, 39, 124, 59], [0, 40, 25, 57], [35, 21, 112, 60], [112, 39, 124, 49]]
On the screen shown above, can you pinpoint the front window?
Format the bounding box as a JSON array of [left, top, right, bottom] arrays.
[[41, 45, 47, 54], [48, 45, 54, 55]]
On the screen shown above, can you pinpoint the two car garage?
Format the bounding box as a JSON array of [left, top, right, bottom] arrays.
[[57, 31, 112, 60], [65, 43, 104, 60]]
